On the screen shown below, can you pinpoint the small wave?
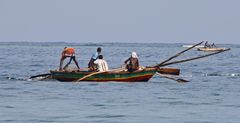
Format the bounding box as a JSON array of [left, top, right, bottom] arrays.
[[157, 97, 178, 100], [205, 73, 240, 77], [4, 76, 54, 82], [221, 104, 240, 108], [80, 43, 103, 46], [5, 76, 27, 81], [86, 114, 126, 118], [92, 103, 106, 107], [160, 101, 199, 106], [29, 64, 44, 67], [1, 87, 21, 91], [4, 76, 37, 82]]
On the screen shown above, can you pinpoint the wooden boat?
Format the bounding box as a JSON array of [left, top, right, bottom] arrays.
[[197, 47, 229, 52], [50, 68, 157, 82]]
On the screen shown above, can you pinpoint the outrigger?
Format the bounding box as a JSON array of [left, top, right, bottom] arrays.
[[197, 47, 229, 52], [30, 42, 230, 82]]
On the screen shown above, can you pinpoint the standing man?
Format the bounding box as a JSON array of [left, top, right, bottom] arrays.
[[59, 47, 80, 71], [88, 47, 101, 71], [94, 55, 109, 72]]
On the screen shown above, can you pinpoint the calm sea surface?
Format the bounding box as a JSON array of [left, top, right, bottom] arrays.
[[0, 42, 240, 123]]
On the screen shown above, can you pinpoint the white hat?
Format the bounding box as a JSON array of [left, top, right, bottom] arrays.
[[131, 52, 138, 58]]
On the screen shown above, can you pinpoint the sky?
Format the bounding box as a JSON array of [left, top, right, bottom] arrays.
[[0, 0, 240, 44]]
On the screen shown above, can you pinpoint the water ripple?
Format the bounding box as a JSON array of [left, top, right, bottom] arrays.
[[205, 73, 240, 77], [86, 114, 126, 119]]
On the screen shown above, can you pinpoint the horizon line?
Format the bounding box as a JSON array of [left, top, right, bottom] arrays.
[[0, 40, 239, 45]]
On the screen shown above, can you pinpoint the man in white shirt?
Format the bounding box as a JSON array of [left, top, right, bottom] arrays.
[[93, 55, 109, 72]]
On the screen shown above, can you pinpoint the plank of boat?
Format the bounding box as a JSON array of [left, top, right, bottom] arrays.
[[157, 68, 180, 75], [197, 47, 229, 52]]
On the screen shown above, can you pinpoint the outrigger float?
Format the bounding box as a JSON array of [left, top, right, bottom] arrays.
[[30, 42, 230, 82], [197, 47, 229, 52]]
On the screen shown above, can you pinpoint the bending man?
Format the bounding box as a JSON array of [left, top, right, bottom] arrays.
[[59, 47, 80, 71]]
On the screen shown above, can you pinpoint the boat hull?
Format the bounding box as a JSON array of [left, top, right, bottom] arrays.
[[50, 68, 157, 82]]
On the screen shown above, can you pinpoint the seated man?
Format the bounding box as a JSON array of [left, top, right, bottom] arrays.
[[59, 47, 80, 71], [93, 55, 108, 72], [124, 52, 139, 72], [211, 43, 217, 47]]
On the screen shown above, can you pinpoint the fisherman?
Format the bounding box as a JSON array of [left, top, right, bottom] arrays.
[[204, 41, 211, 48], [59, 47, 80, 71], [124, 52, 139, 72], [93, 55, 109, 72], [88, 47, 102, 71]]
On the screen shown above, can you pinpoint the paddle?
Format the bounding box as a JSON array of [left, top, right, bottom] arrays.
[[159, 48, 230, 67], [156, 41, 204, 67], [30, 73, 51, 79], [29, 73, 52, 81], [156, 73, 189, 83], [75, 71, 107, 82], [75, 68, 125, 82]]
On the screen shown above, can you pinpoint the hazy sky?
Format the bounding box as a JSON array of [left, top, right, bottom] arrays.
[[0, 0, 240, 44]]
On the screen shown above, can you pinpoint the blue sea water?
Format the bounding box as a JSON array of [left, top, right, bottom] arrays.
[[0, 42, 240, 123]]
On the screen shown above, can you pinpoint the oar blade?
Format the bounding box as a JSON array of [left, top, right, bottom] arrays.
[[157, 73, 189, 83], [30, 73, 51, 79], [176, 78, 189, 83]]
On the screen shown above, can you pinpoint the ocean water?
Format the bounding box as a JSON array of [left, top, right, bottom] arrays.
[[0, 42, 240, 123]]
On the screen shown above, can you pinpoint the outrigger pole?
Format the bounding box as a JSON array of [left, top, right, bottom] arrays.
[[156, 41, 204, 67], [159, 48, 230, 67], [153, 41, 230, 83], [154, 42, 230, 68]]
